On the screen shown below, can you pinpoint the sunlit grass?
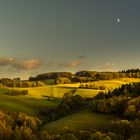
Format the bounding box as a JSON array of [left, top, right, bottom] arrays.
[[0, 94, 59, 116], [0, 78, 139, 115], [82, 78, 140, 91], [14, 78, 140, 99], [75, 89, 103, 98]]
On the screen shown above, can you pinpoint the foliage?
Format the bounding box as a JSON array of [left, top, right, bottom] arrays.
[[91, 96, 131, 114], [4, 89, 28, 96], [55, 77, 71, 84], [124, 97, 140, 119], [91, 82, 140, 120], [0, 78, 45, 88], [39, 93, 85, 122], [79, 83, 106, 90], [29, 69, 140, 84], [93, 82, 140, 100], [0, 110, 41, 140], [0, 109, 139, 140], [29, 72, 73, 81]]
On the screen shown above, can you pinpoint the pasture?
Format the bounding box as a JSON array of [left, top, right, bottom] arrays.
[[42, 109, 118, 134], [0, 78, 140, 116], [0, 94, 59, 116], [19, 78, 140, 98]]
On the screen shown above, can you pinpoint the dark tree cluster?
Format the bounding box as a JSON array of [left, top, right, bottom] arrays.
[[0, 109, 139, 140], [93, 82, 140, 100], [0, 78, 45, 88], [28, 69, 140, 85], [29, 72, 74, 81], [88, 82, 140, 139], [91, 96, 131, 114], [0, 111, 42, 140], [121, 68, 140, 73], [0, 78, 15, 87], [4, 89, 28, 96], [55, 77, 71, 84], [124, 97, 140, 120], [39, 93, 84, 122], [109, 82, 140, 97], [79, 83, 106, 90], [91, 82, 140, 120], [74, 69, 140, 82]]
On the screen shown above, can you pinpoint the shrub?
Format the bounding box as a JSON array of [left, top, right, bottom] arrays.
[[5, 89, 28, 96]]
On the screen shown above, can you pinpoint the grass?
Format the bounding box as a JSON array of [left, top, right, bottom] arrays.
[[0, 77, 138, 137], [57, 83, 80, 88], [0, 94, 59, 116], [42, 79, 55, 85], [41, 109, 118, 134], [0, 78, 139, 115], [14, 78, 140, 99], [17, 86, 102, 98], [115, 78, 140, 83], [82, 78, 140, 91], [75, 89, 103, 98], [0, 88, 11, 94], [19, 86, 75, 98]]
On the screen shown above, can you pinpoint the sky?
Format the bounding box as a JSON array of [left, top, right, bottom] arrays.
[[0, 0, 140, 79]]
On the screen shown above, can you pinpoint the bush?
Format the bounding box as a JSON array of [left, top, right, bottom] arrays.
[[91, 96, 130, 114], [0, 111, 42, 140], [5, 89, 28, 96]]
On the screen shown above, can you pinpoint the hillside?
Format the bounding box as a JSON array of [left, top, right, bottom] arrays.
[[0, 77, 140, 139], [42, 109, 118, 134], [18, 78, 140, 98]]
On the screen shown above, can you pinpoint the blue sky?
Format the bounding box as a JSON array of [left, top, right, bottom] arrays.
[[0, 0, 140, 79]]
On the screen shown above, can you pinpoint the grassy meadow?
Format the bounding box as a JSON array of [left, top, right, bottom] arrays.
[[42, 109, 118, 134], [0, 78, 140, 115], [17, 78, 140, 98], [0, 93, 59, 116], [0, 77, 139, 139]]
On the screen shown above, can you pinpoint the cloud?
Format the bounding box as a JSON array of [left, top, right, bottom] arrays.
[[47, 61, 57, 67], [58, 59, 84, 68], [0, 57, 14, 66], [102, 62, 117, 71], [58, 59, 85, 68], [47, 55, 87, 69], [77, 55, 87, 59], [12, 59, 42, 70], [47, 60, 84, 68], [106, 62, 116, 67]]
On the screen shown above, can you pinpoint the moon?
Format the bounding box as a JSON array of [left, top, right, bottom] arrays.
[[117, 18, 120, 23]]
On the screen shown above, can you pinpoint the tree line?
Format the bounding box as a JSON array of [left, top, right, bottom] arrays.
[[29, 68, 140, 84], [1, 69, 140, 86], [1, 109, 139, 140], [0, 78, 45, 88], [0, 81, 140, 139]]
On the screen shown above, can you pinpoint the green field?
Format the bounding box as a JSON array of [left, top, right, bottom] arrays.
[[17, 78, 140, 98], [16, 86, 101, 98], [42, 109, 118, 134], [81, 78, 140, 91], [42, 79, 55, 85], [0, 78, 140, 116], [0, 94, 59, 116], [21, 86, 76, 98]]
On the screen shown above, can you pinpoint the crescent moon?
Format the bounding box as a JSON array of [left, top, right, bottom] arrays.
[[117, 18, 120, 23]]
